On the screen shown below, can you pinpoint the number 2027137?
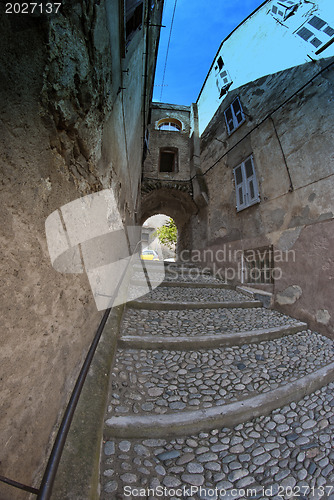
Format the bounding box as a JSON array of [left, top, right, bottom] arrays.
[[5, 3, 61, 14]]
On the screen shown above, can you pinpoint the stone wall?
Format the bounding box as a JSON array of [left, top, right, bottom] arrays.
[[0, 0, 162, 496], [190, 58, 334, 338]]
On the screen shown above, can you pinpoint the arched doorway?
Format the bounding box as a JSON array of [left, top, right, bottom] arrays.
[[141, 214, 177, 262], [140, 187, 197, 257]]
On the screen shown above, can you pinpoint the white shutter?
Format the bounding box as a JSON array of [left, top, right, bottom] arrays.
[[234, 156, 260, 212], [233, 164, 246, 211], [244, 156, 260, 205]]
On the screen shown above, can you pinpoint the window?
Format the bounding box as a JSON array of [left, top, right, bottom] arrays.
[[224, 97, 245, 134], [157, 118, 182, 131], [125, 0, 143, 41], [295, 15, 334, 54], [233, 155, 260, 211], [158, 122, 181, 132], [159, 148, 178, 173], [308, 16, 326, 30], [215, 56, 233, 98], [297, 26, 313, 41], [243, 246, 274, 284], [269, 1, 299, 22]]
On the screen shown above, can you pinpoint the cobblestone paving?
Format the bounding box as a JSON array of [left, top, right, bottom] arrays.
[[121, 308, 301, 338], [101, 267, 334, 499], [101, 383, 334, 500], [128, 286, 253, 303], [108, 331, 334, 416]]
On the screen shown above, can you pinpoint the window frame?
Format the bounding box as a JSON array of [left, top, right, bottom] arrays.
[[156, 117, 183, 132], [124, 0, 143, 46], [159, 148, 178, 173], [224, 97, 245, 134], [233, 155, 260, 212], [243, 246, 274, 285], [158, 122, 181, 132]]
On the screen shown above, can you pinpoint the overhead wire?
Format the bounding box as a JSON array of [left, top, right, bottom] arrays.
[[159, 0, 178, 101]]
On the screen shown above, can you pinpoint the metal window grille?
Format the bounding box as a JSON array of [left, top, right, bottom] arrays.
[[243, 246, 274, 284]]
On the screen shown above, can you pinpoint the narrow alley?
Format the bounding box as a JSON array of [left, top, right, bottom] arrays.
[[99, 262, 334, 499]]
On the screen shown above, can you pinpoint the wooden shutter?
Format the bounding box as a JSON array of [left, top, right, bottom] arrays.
[[232, 98, 244, 125], [233, 164, 246, 211], [244, 156, 260, 205], [224, 107, 234, 134], [234, 156, 260, 211], [125, 0, 142, 20]]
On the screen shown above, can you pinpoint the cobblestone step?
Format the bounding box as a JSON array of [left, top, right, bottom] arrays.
[[128, 286, 254, 302], [100, 264, 334, 498], [121, 307, 303, 337], [128, 299, 263, 311], [119, 322, 307, 349], [120, 306, 307, 348], [104, 362, 334, 439], [105, 330, 334, 425], [101, 382, 334, 499]]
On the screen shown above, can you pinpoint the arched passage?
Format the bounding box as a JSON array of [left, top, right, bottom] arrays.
[[140, 188, 197, 256]]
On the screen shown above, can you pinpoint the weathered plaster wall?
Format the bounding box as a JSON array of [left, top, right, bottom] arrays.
[[192, 58, 334, 338], [0, 0, 162, 496]]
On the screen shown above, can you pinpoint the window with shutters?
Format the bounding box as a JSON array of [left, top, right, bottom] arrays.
[[224, 97, 245, 134], [295, 14, 334, 54], [233, 155, 260, 212], [215, 57, 233, 98], [269, 1, 299, 22]]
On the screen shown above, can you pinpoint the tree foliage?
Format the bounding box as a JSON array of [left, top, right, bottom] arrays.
[[155, 218, 177, 249]]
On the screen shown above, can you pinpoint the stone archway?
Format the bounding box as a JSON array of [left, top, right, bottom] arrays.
[[140, 187, 197, 255]]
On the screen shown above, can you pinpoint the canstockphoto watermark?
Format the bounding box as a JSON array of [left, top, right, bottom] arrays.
[[45, 189, 164, 310]]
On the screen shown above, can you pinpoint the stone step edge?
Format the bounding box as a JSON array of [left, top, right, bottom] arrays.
[[236, 285, 273, 309], [126, 300, 263, 311], [104, 362, 334, 439], [130, 280, 231, 289], [118, 322, 307, 350]]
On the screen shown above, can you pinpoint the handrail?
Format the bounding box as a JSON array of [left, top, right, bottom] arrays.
[[37, 240, 143, 500], [0, 474, 39, 496]]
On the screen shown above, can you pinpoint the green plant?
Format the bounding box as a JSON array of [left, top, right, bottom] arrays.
[[155, 218, 177, 249]]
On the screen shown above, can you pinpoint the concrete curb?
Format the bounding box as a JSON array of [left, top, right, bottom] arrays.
[[119, 322, 308, 350], [104, 361, 334, 439], [127, 300, 263, 310]]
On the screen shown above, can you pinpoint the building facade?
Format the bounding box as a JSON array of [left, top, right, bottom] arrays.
[[143, 0, 334, 339]]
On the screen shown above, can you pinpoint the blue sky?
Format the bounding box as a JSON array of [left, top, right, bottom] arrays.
[[153, 0, 266, 105]]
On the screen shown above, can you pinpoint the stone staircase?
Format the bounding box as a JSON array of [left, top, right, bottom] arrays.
[[100, 263, 334, 499]]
